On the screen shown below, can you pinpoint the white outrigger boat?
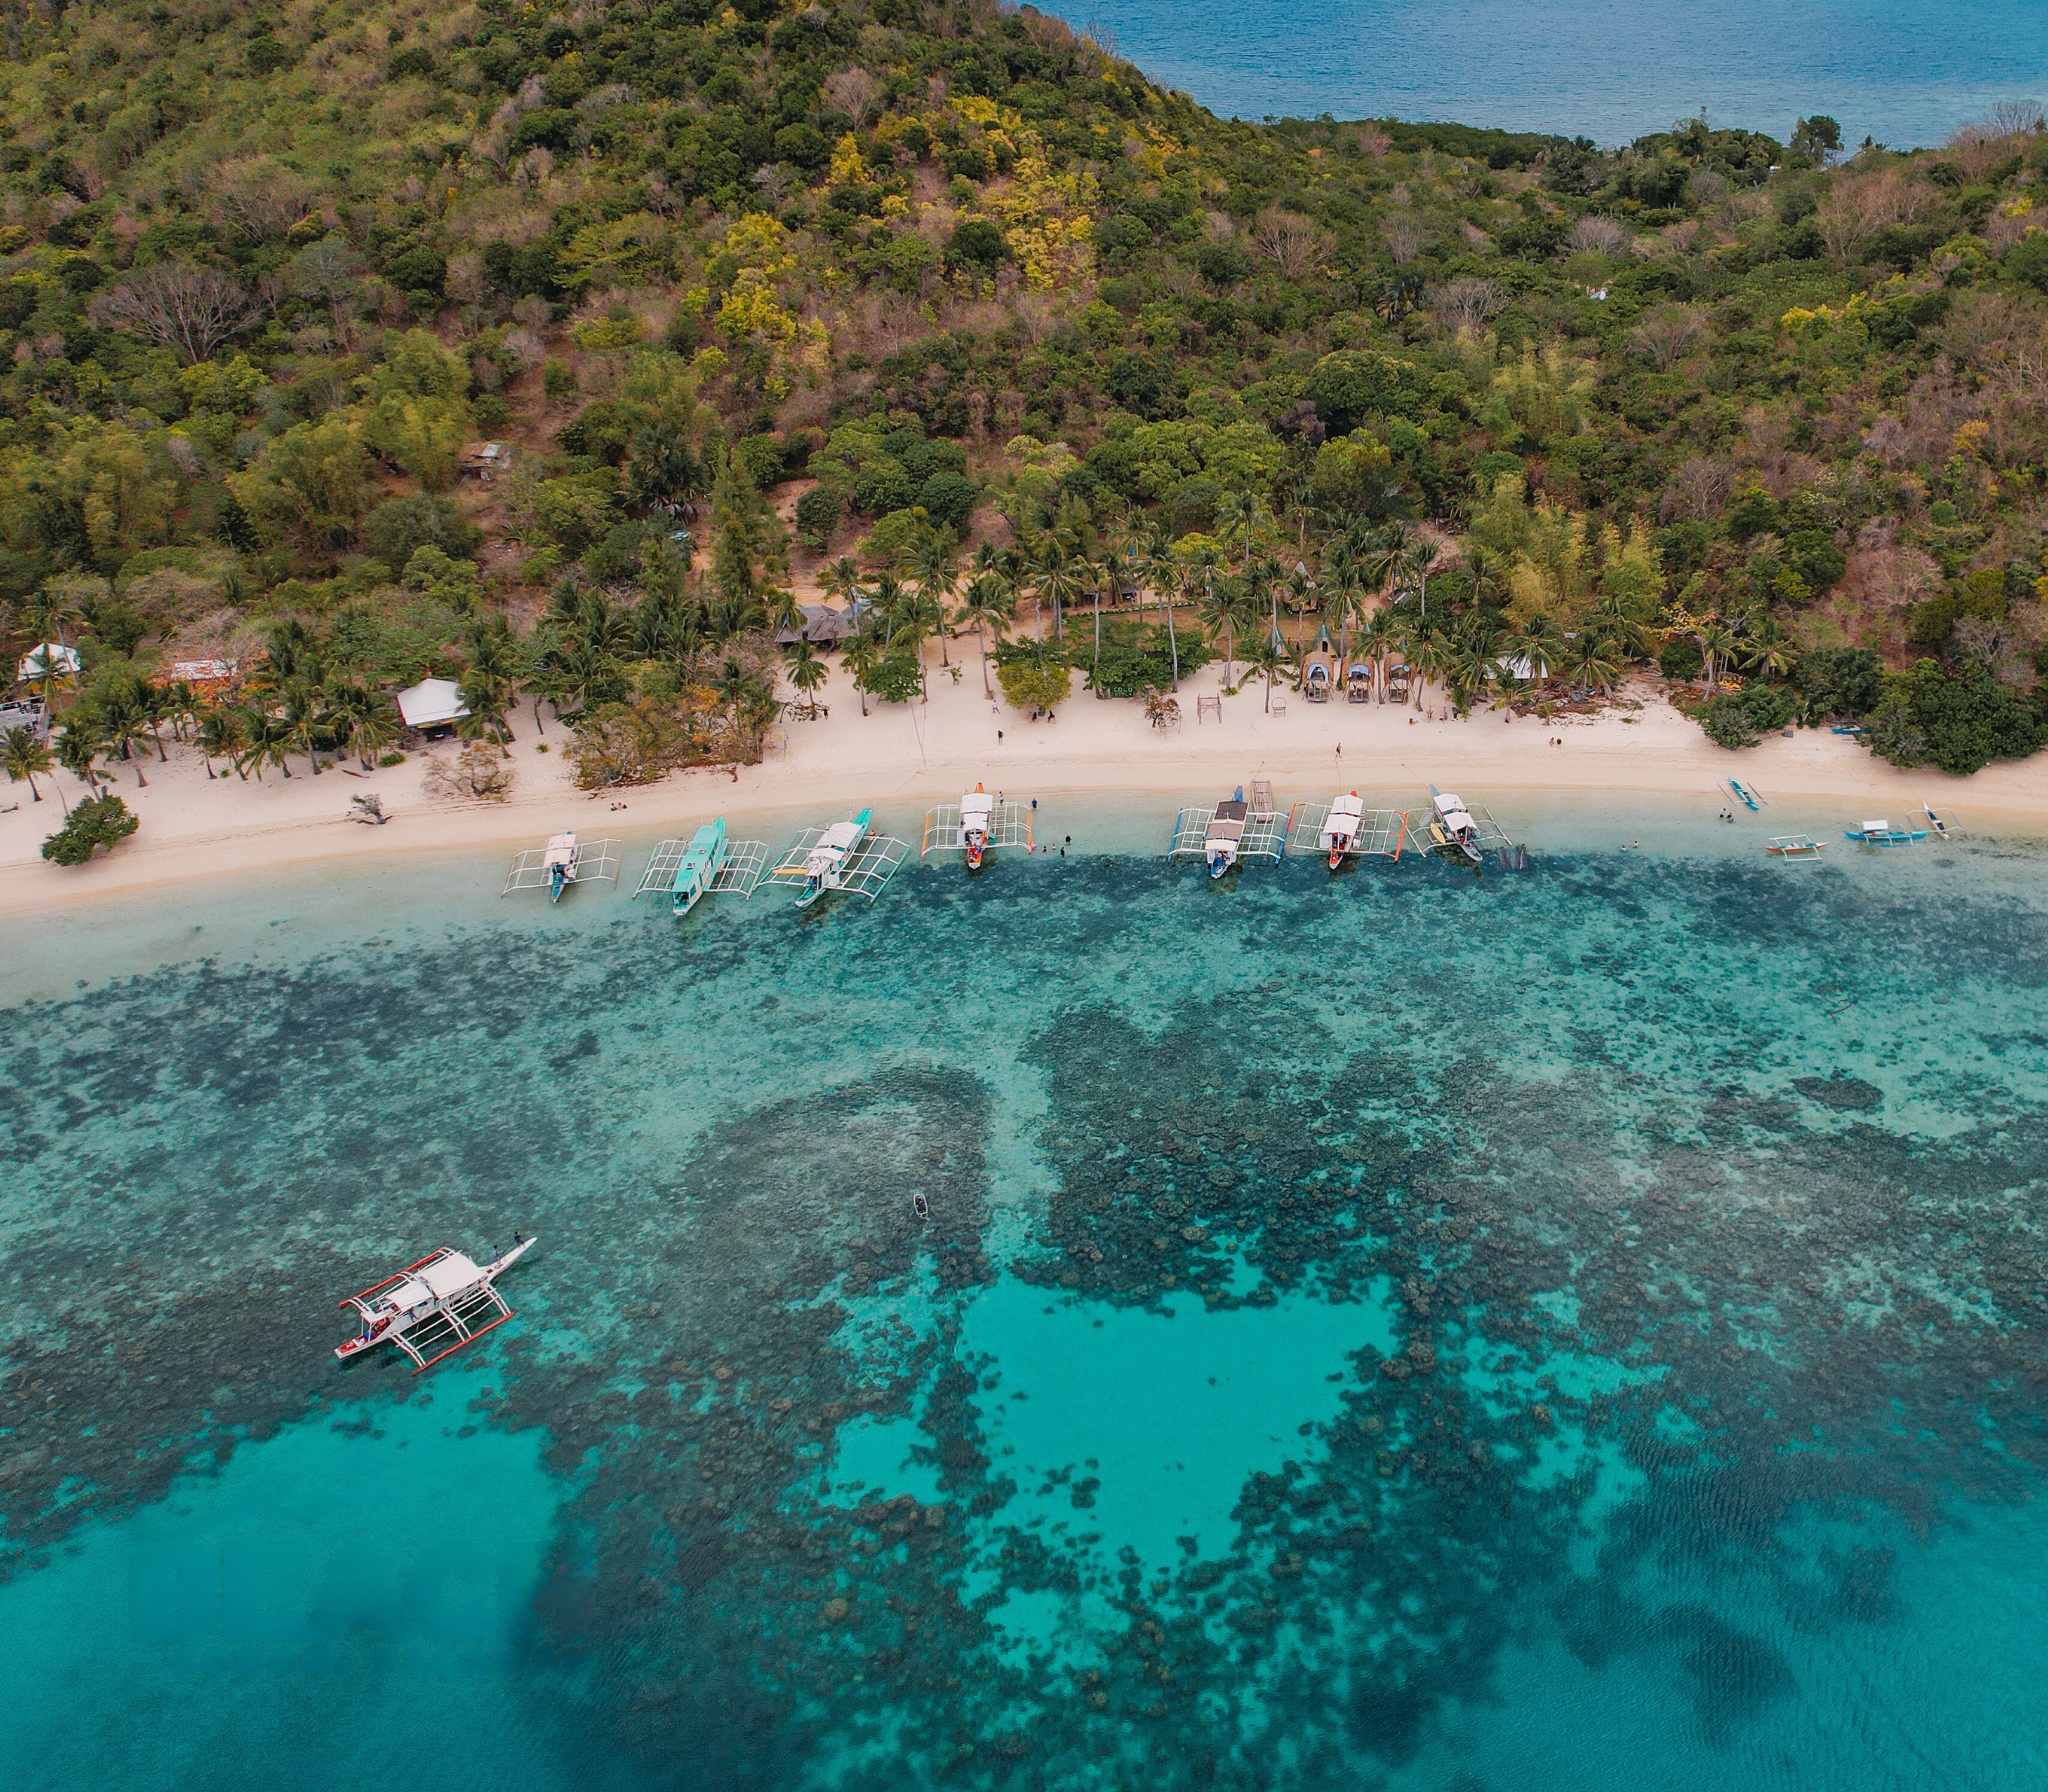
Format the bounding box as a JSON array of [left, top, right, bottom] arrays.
[[800, 809, 871, 904], [1170, 783, 1284, 876], [1320, 791, 1366, 870], [334, 1238, 536, 1373], [960, 784, 997, 870], [1428, 789, 1481, 861], [766, 807, 911, 908], [1205, 788, 1250, 878], [920, 784, 1034, 869], [504, 833, 621, 899], [543, 830, 580, 901]]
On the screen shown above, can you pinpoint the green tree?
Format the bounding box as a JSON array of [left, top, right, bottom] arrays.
[[782, 637, 828, 718], [3, 724, 55, 806], [40, 792, 138, 866], [955, 571, 1016, 699]]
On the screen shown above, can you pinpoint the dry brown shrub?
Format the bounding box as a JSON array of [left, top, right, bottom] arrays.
[[1660, 457, 1732, 522], [1570, 215, 1631, 257], [1381, 216, 1422, 265], [1814, 167, 1939, 258], [1626, 305, 1707, 370], [1249, 208, 1334, 279], [424, 742, 516, 803], [1429, 279, 1502, 334]]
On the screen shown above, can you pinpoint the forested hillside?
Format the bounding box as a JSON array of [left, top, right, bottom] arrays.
[[2, 0, 2047, 784]]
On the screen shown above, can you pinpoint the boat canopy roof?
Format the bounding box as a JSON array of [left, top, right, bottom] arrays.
[[418, 1253, 484, 1298], [1214, 798, 1247, 821], [1862, 819, 1890, 832], [543, 831, 577, 867], [1331, 793, 1365, 821], [962, 791, 996, 822], [819, 819, 863, 850]]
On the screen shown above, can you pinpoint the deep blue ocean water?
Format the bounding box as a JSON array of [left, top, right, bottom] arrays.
[[1044, 0, 2048, 148], [4, 798, 2048, 1790]]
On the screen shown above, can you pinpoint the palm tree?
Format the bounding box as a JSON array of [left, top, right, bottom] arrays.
[[764, 584, 804, 644], [199, 704, 253, 780], [1245, 633, 1289, 712], [1568, 631, 1624, 698], [1406, 630, 1450, 710], [3, 724, 55, 806], [243, 713, 298, 782], [1027, 533, 1091, 645], [906, 527, 960, 668], [279, 681, 332, 773], [96, 681, 153, 783], [348, 705, 398, 770], [1127, 523, 1181, 689], [782, 638, 828, 718], [520, 627, 567, 735], [842, 624, 881, 718], [18, 583, 87, 651], [1508, 613, 1566, 687], [1740, 610, 1797, 680], [324, 682, 386, 769], [57, 717, 106, 796], [1354, 611, 1393, 702], [1213, 489, 1268, 571], [821, 553, 864, 612], [1397, 529, 1452, 621], [140, 683, 177, 760], [19, 644, 78, 712], [894, 589, 940, 700], [954, 573, 1015, 699], [1697, 617, 1736, 695], [1443, 619, 1504, 714]]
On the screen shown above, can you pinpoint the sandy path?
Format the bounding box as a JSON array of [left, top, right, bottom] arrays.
[[2, 654, 2042, 915]]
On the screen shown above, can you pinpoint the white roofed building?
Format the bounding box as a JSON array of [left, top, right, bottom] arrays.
[[395, 677, 470, 731]]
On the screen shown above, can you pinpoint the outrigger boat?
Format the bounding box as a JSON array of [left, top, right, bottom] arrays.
[[1427, 788, 1482, 863], [961, 784, 996, 870], [1172, 785, 1284, 875], [800, 809, 871, 904], [1205, 788, 1250, 879], [1845, 818, 1928, 847], [767, 807, 910, 908], [1320, 791, 1366, 870], [543, 830, 580, 902], [505, 833, 620, 899], [335, 1238, 536, 1373], [671, 817, 729, 916]]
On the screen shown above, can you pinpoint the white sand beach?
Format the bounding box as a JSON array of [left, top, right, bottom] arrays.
[[3, 655, 2044, 913]]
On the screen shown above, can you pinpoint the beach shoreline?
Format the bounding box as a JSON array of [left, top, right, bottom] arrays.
[[4, 662, 2044, 916]]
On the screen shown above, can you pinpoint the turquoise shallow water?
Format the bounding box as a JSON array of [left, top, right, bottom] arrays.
[[1045, 0, 2048, 148], [4, 802, 2048, 1789]]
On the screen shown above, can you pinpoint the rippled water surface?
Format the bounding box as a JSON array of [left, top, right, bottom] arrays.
[[4, 809, 2048, 1790], [1046, 0, 2048, 148]]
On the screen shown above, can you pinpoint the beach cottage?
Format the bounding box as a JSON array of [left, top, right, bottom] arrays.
[[395, 677, 470, 733]]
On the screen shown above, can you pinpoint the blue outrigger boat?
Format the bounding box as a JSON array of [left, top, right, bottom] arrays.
[[1845, 817, 1928, 847], [671, 817, 730, 916]]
